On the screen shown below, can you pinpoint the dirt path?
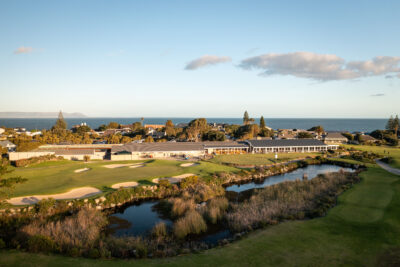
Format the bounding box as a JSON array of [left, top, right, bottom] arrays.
[[7, 187, 102, 205], [376, 160, 400, 176]]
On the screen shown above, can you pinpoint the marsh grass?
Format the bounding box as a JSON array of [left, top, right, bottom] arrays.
[[173, 210, 207, 239], [227, 171, 360, 232], [20, 208, 107, 252], [200, 197, 229, 224]]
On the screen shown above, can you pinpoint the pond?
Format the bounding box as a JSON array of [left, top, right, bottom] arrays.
[[225, 164, 355, 193], [107, 164, 355, 242], [108, 200, 173, 237]]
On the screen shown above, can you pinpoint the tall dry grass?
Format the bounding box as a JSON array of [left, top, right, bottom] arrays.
[[227, 172, 359, 232], [20, 207, 107, 251], [200, 197, 229, 224], [169, 198, 196, 218], [173, 210, 207, 239]]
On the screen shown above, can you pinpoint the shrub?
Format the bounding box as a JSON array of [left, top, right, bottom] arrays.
[[169, 198, 195, 218], [203, 197, 229, 224], [27, 235, 56, 254], [88, 248, 101, 259], [35, 198, 56, 214], [14, 154, 60, 167], [83, 155, 91, 162], [173, 210, 207, 239], [68, 247, 81, 257], [21, 208, 107, 252], [179, 176, 199, 189], [158, 179, 172, 188], [0, 238, 5, 249], [151, 222, 167, 239]]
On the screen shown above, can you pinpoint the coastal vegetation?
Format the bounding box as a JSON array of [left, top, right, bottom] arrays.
[[1, 156, 400, 266], [0, 159, 360, 260]]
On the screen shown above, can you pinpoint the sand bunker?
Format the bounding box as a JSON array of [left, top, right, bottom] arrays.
[[129, 164, 144, 168], [152, 173, 196, 184], [7, 187, 102, 206], [74, 168, 90, 173], [111, 182, 139, 189], [180, 162, 199, 167], [104, 163, 144, 169]]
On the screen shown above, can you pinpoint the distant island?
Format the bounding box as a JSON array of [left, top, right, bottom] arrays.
[[0, 112, 87, 118]]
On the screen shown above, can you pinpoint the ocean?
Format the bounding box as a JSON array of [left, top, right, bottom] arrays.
[[0, 118, 387, 133]]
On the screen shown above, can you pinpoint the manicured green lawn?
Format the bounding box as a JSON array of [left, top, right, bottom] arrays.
[[7, 160, 238, 197], [342, 144, 400, 169], [2, 159, 400, 266], [210, 152, 321, 166]]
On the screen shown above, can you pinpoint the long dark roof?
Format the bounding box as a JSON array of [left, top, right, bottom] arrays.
[[55, 149, 95, 155], [202, 141, 248, 148], [112, 142, 204, 153], [324, 132, 347, 140], [246, 139, 327, 147], [112, 141, 248, 153]]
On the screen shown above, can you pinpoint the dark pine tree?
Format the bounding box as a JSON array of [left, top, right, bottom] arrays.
[[260, 116, 266, 129], [53, 110, 67, 130]]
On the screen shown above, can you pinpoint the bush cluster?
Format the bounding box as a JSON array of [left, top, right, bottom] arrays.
[[14, 154, 63, 167]]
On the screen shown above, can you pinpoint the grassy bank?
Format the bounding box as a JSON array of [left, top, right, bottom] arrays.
[[1, 160, 400, 266], [342, 144, 400, 169], [6, 160, 237, 197]]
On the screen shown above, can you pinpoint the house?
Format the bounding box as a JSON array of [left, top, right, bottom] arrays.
[[276, 129, 298, 139], [360, 134, 378, 144], [151, 131, 166, 139], [0, 140, 17, 152], [0, 128, 4, 135], [323, 132, 348, 144], [25, 131, 42, 137]]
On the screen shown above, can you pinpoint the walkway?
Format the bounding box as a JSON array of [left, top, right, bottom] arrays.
[[376, 160, 400, 176]]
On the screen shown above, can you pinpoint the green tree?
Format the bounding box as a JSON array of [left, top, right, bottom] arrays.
[[308, 125, 324, 136], [0, 159, 27, 205], [259, 116, 266, 129], [386, 115, 394, 131], [165, 120, 176, 137], [145, 136, 154, 143], [394, 115, 399, 138], [52, 111, 67, 131], [107, 122, 120, 129], [186, 118, 209, 142], [243, 111, 250, 125], [73, 125, 91, 135], [341, 132, 354, 141], [203, 131, 226, 141], [298, 132, 313, 139]]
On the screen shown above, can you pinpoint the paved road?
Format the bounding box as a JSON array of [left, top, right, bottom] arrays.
[[376, 160, 400, 176]]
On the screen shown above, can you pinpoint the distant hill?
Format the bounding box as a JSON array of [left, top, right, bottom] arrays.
[[0, 112, 87, 118]]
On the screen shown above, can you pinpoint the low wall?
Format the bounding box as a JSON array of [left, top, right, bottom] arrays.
[[9, 151, 55, 161]]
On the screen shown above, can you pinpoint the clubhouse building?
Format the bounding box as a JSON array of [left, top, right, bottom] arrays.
[[9, 139, 337, 162], [110, 139, 336, 160]]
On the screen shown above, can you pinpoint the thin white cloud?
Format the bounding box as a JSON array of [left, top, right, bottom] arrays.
[[14, 46, 33, 54], [185, 55, 231, 70], [370, 93, 385, 97], [239, 52, 400, 81]]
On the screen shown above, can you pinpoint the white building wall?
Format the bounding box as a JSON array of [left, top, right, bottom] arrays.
[[9, 151, 55, 161]]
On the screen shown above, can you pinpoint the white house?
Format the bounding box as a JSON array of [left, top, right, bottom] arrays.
[[0, 140, 17, 152]]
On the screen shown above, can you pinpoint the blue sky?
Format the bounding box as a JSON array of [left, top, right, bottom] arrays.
[[0, 0, 399, 118]]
